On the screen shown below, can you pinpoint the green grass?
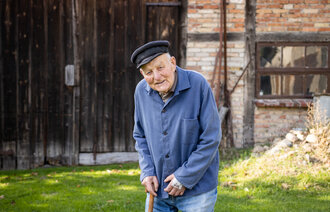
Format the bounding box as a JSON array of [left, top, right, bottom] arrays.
[[0, 149, 329, 212]]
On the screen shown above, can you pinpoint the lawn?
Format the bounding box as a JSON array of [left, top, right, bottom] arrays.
[[0, 149, 329, 212]]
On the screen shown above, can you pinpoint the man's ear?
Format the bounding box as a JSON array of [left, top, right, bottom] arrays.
[[170, 56, 176, 67], [139, 69, 144, 77]]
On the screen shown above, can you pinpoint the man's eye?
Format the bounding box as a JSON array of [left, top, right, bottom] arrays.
[[146, 72, 152, 75]]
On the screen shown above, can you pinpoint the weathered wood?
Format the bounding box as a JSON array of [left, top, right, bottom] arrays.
[[256, 32, 330, 42], [71, 0, 80, 165], [0, 0, 3, 169], [46, 0, 64, 165], [30, 0, 45, 168], [1, 0, 184, 169], [243, 0, 256, 148], [17, 0, 31, 169], [79, 152, 138, 165], [1, 0, 19, 168], [188, 32, 244, 42], [62, 0, 74, 165]]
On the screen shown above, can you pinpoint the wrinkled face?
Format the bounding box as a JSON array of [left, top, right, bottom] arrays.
[[140, 53, 176, 93]]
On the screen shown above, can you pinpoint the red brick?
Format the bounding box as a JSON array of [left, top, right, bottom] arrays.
[[228, 9, 244, 14], [305, 0, 319, 3], [273, 0, 289, 3], [288, 0, 303, 3], [230, 18, 245, 23], [302, 27, 319, 32], [288, 27, 302, 31], [234, 23, 244, 28], [293, 4, 309, 9], [311, 5, 326, 9], [203, 5, 219, 9], [188, 9, 198, 13], [303, 23, 315, 27], [318, 28, 330, 32]]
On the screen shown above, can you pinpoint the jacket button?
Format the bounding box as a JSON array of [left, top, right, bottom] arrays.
[[162, 109, 166, 113], [163, 131, 168, 135], [165, 154, 169, 158]]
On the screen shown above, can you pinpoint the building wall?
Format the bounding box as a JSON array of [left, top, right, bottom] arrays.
[[256, 0, 330, 32], [185, 0, 330, 147]]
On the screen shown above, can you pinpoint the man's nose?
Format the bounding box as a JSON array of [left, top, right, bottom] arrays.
[[153, 70, 162, 81]]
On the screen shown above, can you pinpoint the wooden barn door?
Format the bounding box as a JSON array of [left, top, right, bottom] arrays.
[[145, 2, 182, 64], [1, 0, 184, 169], [0, 0, 75, 169], [76, 0, 143, 158]]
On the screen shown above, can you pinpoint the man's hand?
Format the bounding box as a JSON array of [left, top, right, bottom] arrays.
[[142, 176, 159, 197], [164, 174, 186, 196]]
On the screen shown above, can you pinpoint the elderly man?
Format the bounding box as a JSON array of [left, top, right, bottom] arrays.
[[131, 40, 221, 212]]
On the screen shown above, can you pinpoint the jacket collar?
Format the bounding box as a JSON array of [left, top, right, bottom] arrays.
[[144, 66, 191, 95]]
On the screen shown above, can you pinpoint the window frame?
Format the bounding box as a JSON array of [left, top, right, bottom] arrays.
[[256, 42, 330, 99]]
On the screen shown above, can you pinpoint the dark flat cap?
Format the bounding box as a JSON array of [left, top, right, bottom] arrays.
[[131, 40, 170, 69]]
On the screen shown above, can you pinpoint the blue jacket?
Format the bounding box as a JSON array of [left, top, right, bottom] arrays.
[[133, 66, 221, 198]]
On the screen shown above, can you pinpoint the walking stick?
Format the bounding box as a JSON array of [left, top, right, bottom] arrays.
[[148, 193, 154, 212], [145, 189, 154, 212]]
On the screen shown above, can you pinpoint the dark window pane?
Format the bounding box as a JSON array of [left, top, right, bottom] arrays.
[[306, 46, 328, 68], [260, 75, 281, 96], [282, 75, 304, 95], [283, 46, 305, 67], [306, 74, 328, 95], [259, 46, 281, 68]]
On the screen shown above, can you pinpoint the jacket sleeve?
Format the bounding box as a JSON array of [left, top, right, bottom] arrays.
[[174, 83, 221, 189], [133, 92, 156, 182]]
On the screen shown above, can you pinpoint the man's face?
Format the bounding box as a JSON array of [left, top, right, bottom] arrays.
[[140, 54, 176, 93]]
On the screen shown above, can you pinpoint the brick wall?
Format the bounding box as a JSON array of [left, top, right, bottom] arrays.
[[254, 107, 307, 143], [186, 0, 329, 147], [256, 0, 330, 32], [187, 0, 246, 147]]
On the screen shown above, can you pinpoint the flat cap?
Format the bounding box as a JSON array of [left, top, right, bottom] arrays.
[[130, 40, 170, 69]]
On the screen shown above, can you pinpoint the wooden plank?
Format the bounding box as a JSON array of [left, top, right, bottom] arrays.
[[29, 0, 42, 168], [256, 32, 330, 42], [1, 0, 18, 170], [16, 0, 31, 169], [107, 0, 115, 152], [62, 0, 74, 165], [71, 0, 80, 165], [46, 0, 64, 165], [92, 0, 98, 159], [0, 0, 3, 169], [96, 0, 110, 152], [113, 0, 126, 151], [126, 0, 143, 152], [79, 0, 96, 152], [79, 152, 138, 165], [243, 0, 256, 147]]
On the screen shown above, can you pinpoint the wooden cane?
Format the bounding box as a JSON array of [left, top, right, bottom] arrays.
[[148, 193, 154, 212], [145, 189, 154, 212]]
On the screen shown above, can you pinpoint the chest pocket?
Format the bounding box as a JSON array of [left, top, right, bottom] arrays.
[[181, 118, 200, 144]]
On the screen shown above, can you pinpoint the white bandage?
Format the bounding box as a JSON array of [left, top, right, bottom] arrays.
[[171, 177, 183, 189]]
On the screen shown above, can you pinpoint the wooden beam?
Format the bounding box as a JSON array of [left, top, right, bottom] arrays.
[[256, 32, 330, 42], [242, 0, 256, 148], [79, 152, 139, 165], [188, 32, 244, 42]]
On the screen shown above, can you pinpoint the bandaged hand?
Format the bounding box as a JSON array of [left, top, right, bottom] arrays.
[[164, 174, 186, 196]]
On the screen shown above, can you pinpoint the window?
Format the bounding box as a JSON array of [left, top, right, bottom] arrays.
[[256, 43, 330, 98]]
